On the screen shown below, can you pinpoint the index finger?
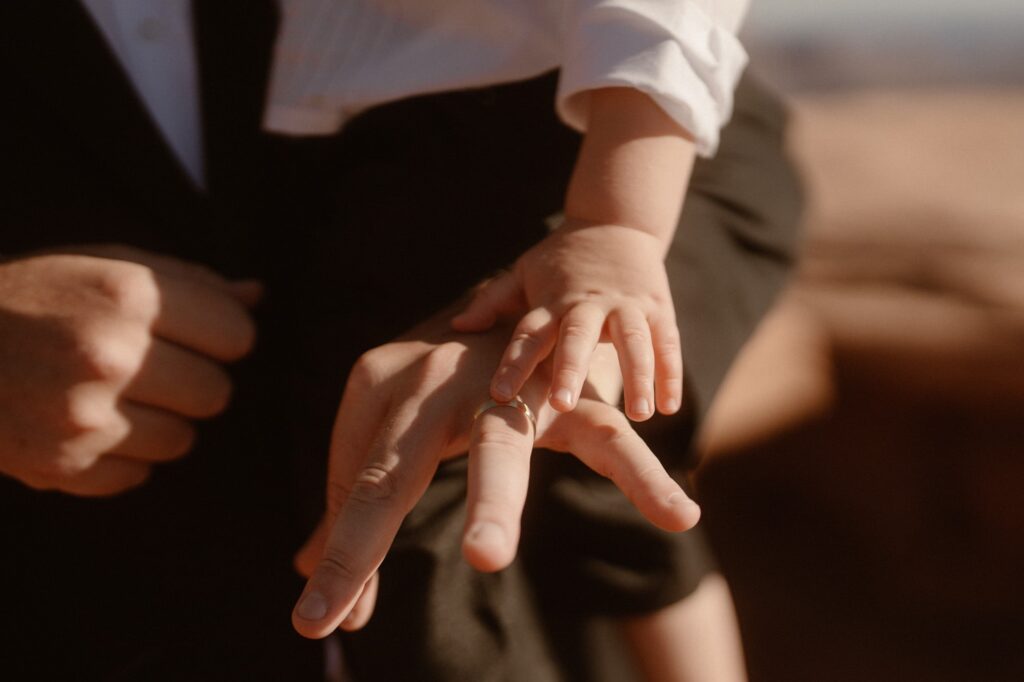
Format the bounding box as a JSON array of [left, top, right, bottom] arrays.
[[292, 406, 442, 639]]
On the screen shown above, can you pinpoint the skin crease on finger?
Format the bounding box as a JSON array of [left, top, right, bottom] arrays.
[[290, 323, 699, 637]]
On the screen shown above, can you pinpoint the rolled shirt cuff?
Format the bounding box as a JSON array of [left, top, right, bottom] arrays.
[[557, 0, 748, 157]]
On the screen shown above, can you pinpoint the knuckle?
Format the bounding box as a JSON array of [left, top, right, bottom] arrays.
[[349, 464, 401, 504], [591, 438, 641, 486], [93, 263, 159, 317], [510, 328, 542, 352], [319, 547, 362, 584], [476, 282, 501, 305], [418, 342, 466, 383], [46, 448, 96, 478], [591, 415, 633, 449], [619, 326, 651, 346], [656, 343, 682, 368], [511, 330, 537, 346], [660, 367, 684, 383], [474, 425, 527, 451], [630, 372, 654, 387], [56, 410, 127, 471], [76, 329, 144, 383], [351, 348, 390, 386], [560, 322, 593, 342], [655, 323, 682, 349], [656, 349, 683, 378], [64, 391, 116, 435], [635, 464, 667, 488], [555, 367, 581, 386], [347, 355, 380, 392], [657, 335, 682, 355], [646, 291, 672, 309]]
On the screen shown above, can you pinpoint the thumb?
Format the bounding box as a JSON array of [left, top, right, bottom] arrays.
[[451, 271, 524, 332]]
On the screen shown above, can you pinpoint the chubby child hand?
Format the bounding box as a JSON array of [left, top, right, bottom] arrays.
[[452, 219, 682, 421]]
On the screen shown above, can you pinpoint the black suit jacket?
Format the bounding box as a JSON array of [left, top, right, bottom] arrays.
[[0, 3, 584, 679], [0, 3, 801, 680]]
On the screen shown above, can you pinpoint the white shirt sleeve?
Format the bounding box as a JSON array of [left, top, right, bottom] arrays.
[[557, 0, 750, 157], [264, 0, 750, 157]]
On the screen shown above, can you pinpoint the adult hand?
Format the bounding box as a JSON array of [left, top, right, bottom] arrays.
[[0, 245, 259, 496], [452, 221, 684, 421], [291, 315, 701, 638]]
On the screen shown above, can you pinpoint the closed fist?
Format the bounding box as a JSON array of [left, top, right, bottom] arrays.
[[0, 245, 259, 496]]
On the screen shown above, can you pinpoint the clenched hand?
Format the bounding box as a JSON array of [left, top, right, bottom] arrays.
[[0, 245, 258, 496]]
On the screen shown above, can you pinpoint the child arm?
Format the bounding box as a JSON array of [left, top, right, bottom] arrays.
[[565, 86, 696, 252], [453, 88, 696, 420]]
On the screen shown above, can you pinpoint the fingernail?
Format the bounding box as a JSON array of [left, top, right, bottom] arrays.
[[296, 591, 328, 621], [663, 398, 679, 413], [467, 522, 506, 549], [667, 492, 698, 509], [552, 388, 573, 407], [494, 380, 513, 401], [632, 398, 651, 416]]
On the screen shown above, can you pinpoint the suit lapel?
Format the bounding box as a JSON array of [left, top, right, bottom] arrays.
[[0, 0, 283, 273], [0, 1, 202, 217]]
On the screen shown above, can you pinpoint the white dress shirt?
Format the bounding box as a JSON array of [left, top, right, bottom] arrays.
[[265, 0, 750, 157], [79, 0, 205, 187]]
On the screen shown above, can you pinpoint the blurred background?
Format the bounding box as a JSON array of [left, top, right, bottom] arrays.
[[693, 2, 1024, 680], [745, 0, 1024, 90]]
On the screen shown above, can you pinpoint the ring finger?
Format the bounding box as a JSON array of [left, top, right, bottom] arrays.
[[462, 402, 535, 572]]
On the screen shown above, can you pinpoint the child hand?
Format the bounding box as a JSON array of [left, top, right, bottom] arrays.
[[452, 221, 682, 421]]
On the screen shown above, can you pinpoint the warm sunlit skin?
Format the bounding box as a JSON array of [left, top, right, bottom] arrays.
[[289, 312, 701, 640], [290, 89, 704, 640], [452, 87, 697, 422], [0, 245, 259, 496], [621, 574, 748, 682]]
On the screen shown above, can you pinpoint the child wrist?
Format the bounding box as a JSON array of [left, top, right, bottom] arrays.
[[559, 214, 673, 247]]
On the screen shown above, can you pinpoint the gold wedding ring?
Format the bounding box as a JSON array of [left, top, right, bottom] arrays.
[[473, 396, 537, 436]]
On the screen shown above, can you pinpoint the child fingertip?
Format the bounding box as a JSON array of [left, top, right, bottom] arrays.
[[550, 388, 574, 411], [659, 396, 680, 414], [492, 379, 514, 402]]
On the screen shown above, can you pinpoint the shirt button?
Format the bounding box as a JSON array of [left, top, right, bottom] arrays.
[[137, 18, 167, 42]]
